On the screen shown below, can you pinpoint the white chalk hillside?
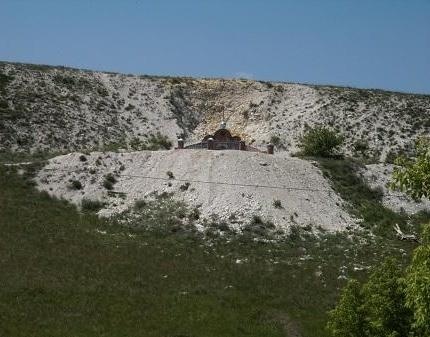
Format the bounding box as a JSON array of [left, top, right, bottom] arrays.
[[36, 150, 357, 232], [1, 61, 429, 161]]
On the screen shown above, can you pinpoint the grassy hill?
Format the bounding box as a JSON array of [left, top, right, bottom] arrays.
[[1, 162, 427, 337]]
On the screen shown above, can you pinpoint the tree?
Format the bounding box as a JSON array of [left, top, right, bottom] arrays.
[[361, 258, 411, 337], [405, 224, 430, 336], [326, 279, 365, 337], [392, 138, 430, 335], [391, 137, 430, 200], [327, 138, 430, 337], [327, 259, 412, 337], [299, 127, 343, 157]]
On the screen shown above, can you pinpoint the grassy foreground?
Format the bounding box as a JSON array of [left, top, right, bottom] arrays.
[[0, 164, 424, 337]]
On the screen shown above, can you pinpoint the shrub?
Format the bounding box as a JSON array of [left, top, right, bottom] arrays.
[[0, 73, 14, 94], [251, 215, 263, 225], [353, 140, 369, 155], [103, 180, 113, 190], [146, 133, 172, 150], [299, 127, 343, 157], [130, 133, 172, 151], [102, 173, 117, 190], [166, 171, 174, 179], [134, 199, 147, 210], [125, 103, 135, 111], [79, 155, 87, 162], [104, 173, 117, 184], [81, 198, 104, 212], [179, 182, 190, 191], [69, 179, 83, 190], [270, 135, 284, 149], [189, 207, 200, 220], [273, 199, 283, 209]]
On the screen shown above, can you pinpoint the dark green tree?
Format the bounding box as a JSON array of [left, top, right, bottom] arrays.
[[299, 127, 343, 157], [362, 258, 411, 337], [326, 279, 365, 337], [405, 224, 430, 336]]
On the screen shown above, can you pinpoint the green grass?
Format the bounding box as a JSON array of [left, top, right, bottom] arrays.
[[0, 150, 67, 164], [316, 158, 430, 235], [0, 164, 426, 337]]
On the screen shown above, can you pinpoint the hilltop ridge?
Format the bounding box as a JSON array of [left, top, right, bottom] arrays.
[[1, 61, 429, 162]]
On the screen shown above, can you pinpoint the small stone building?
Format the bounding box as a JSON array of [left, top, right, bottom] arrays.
[[177, 123, 273, 154]]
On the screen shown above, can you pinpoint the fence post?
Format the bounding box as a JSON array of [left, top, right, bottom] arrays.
[[177, 138, 184, 149], [207, 138, 214, 150], [267, 143, 274, 155]]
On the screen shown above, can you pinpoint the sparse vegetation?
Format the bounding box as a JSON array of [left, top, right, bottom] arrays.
[[1, 62, 429, 158]]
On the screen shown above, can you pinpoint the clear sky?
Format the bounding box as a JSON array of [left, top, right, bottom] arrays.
[[1, 0, 429, 93]]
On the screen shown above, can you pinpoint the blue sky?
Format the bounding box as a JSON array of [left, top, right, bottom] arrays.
[[1, 0, 429, 93]]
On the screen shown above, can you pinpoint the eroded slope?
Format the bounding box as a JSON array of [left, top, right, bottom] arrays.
[[1, 61, 429, 161], [36, 150, 356, 232]]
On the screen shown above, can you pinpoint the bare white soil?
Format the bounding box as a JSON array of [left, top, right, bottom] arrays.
[[36, 150, 357, 232]]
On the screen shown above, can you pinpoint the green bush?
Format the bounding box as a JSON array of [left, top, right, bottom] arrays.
[[130, 133, 172, 151], [134, 199, 147, 210], [146, 133, 172, 150], [69, 179, 83, 190], [81, 198, 104, 212], [299, 127, 343, 157], [102, 173, 117, 190], [353, 140, 369, 156], [391, 137, 430, 200], [179, 182, 190, 191]]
